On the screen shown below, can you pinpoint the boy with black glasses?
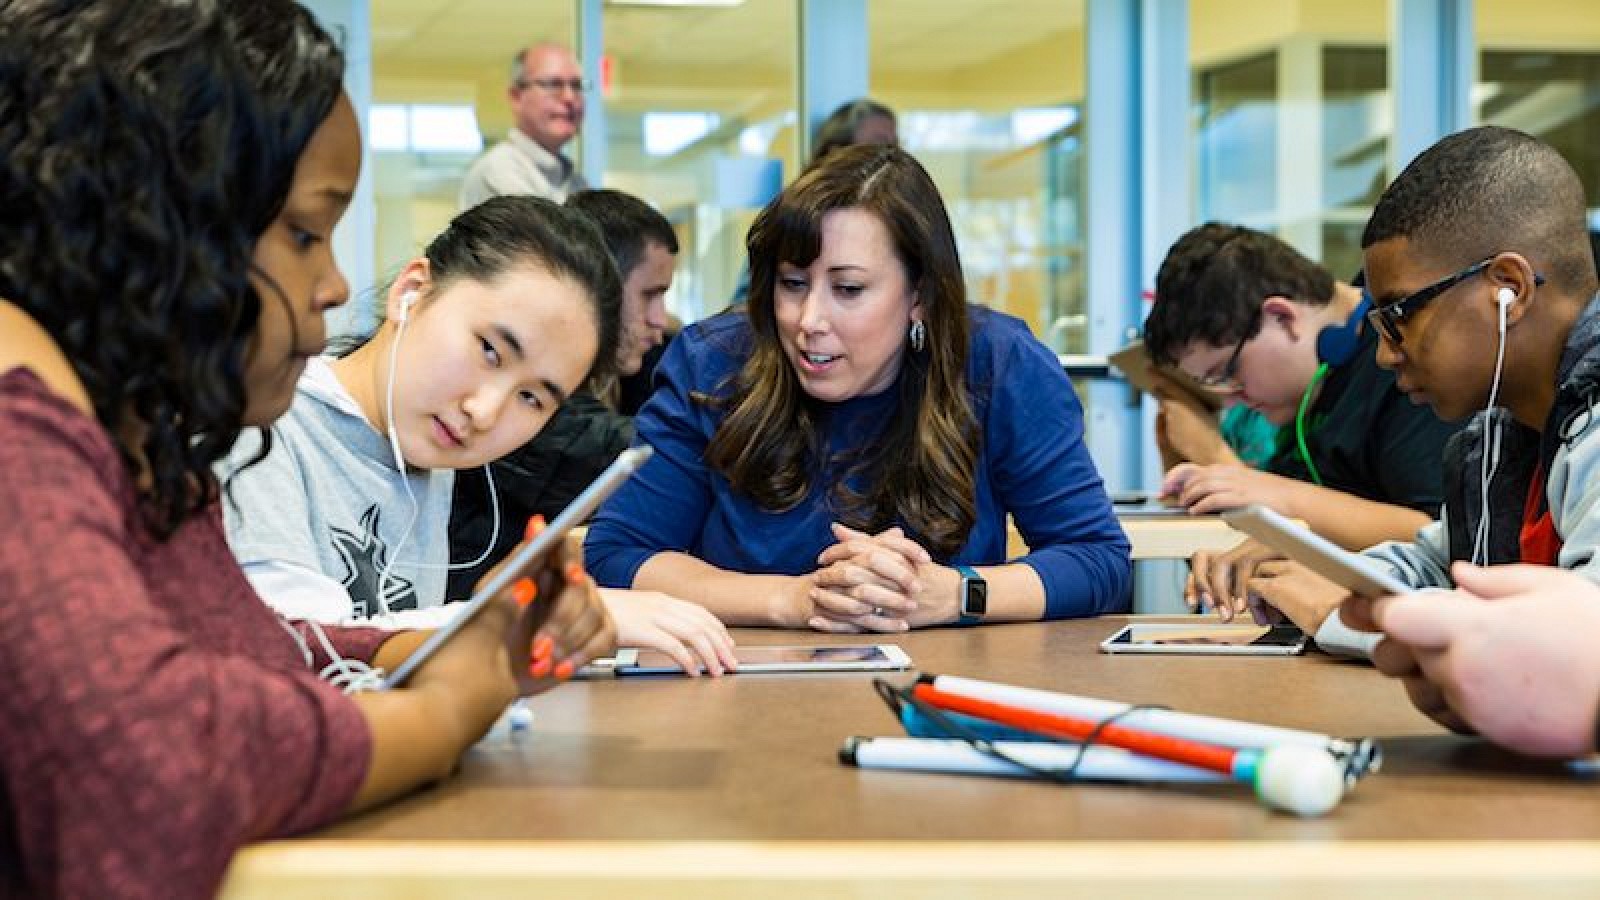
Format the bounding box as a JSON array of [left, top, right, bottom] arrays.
[[1236, 125, 1600, 656]]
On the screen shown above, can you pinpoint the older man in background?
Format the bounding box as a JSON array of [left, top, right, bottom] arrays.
[[460, 43, 588, 208]]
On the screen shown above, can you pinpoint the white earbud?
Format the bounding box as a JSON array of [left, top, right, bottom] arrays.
[[397, 289, 418, 324], [1495, 287, 1513, 335]]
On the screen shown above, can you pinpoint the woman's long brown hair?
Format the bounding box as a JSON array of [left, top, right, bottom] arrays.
[[701, 145, 978, 557]]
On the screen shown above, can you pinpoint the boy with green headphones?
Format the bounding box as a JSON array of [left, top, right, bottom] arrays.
[[1142, 223, 1461, 611]]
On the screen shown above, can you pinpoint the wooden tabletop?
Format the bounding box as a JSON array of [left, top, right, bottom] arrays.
[[224, 619, 1600, 897]]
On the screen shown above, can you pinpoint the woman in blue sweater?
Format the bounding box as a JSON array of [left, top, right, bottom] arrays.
[[585, 145, 1130, 631]]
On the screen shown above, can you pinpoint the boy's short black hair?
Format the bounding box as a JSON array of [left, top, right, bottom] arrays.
[[1143, 223, 1335, 367], [565, 188, 678, 281], [1363, 126, 1595, 297]]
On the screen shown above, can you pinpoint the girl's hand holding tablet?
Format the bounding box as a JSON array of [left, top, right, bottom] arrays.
[[412, 520, 615, 710], [499, 523, 617, 694]]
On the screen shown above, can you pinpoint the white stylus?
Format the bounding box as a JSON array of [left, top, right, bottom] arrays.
[[842, 736, 1229, 783]]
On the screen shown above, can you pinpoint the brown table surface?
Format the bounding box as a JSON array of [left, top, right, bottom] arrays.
[[224, 618, 1600, 897]]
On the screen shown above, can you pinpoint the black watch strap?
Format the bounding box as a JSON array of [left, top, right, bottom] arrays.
[[957, 564, 986, 625]]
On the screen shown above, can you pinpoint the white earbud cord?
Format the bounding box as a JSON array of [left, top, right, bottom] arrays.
[[284, 293, 503, 694], [1472, 298, 1510, 565], [274, 609, 385, 694], [377, 300, 502, 622]]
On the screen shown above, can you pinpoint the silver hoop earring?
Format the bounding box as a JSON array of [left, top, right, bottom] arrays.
[[909, 319, 927, 353]]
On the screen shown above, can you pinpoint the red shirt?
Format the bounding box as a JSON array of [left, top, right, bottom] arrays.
[[1520, 462, 1563, 566], [0, 368, 386, 899]]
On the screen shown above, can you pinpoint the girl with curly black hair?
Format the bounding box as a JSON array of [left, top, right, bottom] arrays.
[[0, 2, 613, 895]]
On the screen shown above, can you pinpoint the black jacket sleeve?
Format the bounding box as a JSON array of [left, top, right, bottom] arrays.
[[446, 390, 633, 599]]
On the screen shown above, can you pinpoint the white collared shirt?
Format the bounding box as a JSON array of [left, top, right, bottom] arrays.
[[458, 127, 587, 209]]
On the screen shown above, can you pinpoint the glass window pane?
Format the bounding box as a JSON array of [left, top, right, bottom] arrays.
[[870, 0, 1087, 352], [1191, 0, 1389, 279], [603, 2, 797, 323], [370, 6, 576, 284], [1476, 1, 1600, 228]]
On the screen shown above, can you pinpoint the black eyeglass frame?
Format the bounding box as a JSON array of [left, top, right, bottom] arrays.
[[518, 76, 590, 94], [1194, 319, 1258, 391], [1364, 258, 1546, 347]]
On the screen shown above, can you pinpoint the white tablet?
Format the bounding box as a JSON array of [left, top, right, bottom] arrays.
[[579, 644, 913, 677], [381, 445, 653, 690], [1100, 622, 1309, 656], [1221, 504, 1413, 598], [1112, 494, 1191, 518]]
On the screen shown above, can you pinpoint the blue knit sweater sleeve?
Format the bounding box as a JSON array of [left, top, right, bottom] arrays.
[[975, 311, 1132, 617], [585, 309, 1133, 619]]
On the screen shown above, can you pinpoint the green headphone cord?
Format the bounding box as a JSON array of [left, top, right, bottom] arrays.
[[1295, 363, 1328, 487]]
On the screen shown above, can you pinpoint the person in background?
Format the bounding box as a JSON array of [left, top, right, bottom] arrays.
[[1143, 225, 1460, 623], [459, 43, 588, 208], [614, 318, 680, 416], [728, 97, 901, 307], [811, 97, 899, 162], [1146, 225, 1457, 548], [585, 145, 1132, 631], [0, 3, 610, 895], [220, 196, 735, 676]]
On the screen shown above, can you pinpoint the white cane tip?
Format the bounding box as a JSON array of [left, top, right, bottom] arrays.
[[506, 701, 535, 731], [1252, 745, 1346, 817]]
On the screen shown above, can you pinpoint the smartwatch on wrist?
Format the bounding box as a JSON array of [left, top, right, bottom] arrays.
[[957, 564, 987, 625]]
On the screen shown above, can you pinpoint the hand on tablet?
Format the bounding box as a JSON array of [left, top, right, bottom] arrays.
[[808, 523, 933, 633], [1186, 538, 1283, 620], [1243, 559, 1351, 634], [1189, 540, 1352, 634], [601, 588, 738, 677], [384, 528, 614, 751], [1346, 563, 1600, 756]]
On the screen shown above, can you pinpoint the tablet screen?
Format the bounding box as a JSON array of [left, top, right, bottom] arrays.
[[1112, 500, 1190, 518], [616, 644, 908, 674], [380, 445, 652, 690], [636, 645, 892, 668], [1112, 624, 1306, 647]]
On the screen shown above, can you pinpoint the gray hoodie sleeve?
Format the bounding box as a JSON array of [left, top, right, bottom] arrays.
[[1361, 514, 1455, 591], [1330, 407, 1600, 658], [1312, 608, 1384, 658], [1548, 410, 1600, 579], [1312, 513, 1453, 659]]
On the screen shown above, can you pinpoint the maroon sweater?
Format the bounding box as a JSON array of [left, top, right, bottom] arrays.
[[0, 368, 387, 898]]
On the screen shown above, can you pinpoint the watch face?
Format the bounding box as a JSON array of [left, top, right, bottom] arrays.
[[962, 578, 988, 616]]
